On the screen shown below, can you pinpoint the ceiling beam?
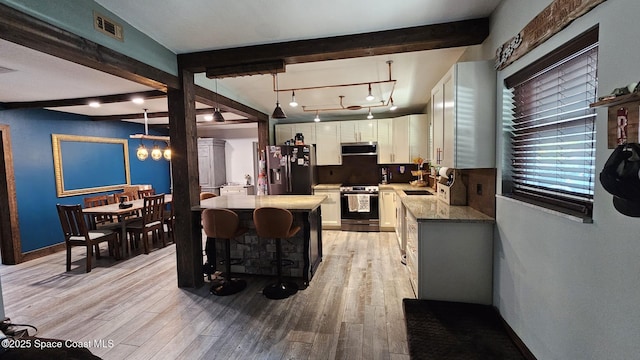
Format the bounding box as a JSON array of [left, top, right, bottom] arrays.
[[179, 18, 490, 73], [0, 3, 178, 91], [89, 107, 226, 121], [195, 87, 268, 122], [206, 59, 286, 79], [2, 90, 166, 109]]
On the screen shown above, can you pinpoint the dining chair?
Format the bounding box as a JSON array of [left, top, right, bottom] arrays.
[[163, 201, 175, 245], [125, 193, 165, 254], [253, 207, 301, 299], [83, 195, 114, 227], [56, 204, 119, 272], [138, 188, 156, 198]]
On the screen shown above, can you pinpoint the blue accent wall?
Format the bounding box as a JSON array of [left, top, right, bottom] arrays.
[[0, 108, 171, 252]]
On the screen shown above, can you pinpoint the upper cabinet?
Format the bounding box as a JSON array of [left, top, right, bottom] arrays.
[[431, 61, 496, 169], [315, 122, 342, 166], [275, 123, 316, 145], [340, 119, 378, 143], [378, 115, 428, 164]]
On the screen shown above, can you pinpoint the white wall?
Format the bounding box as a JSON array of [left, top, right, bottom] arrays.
[[469, 1, 640, 359]]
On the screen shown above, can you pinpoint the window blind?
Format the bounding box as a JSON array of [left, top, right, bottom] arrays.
[[505, 36, 598, 216]]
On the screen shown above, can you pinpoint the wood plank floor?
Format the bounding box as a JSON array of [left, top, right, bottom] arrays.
[[0, 230, 415, 359]]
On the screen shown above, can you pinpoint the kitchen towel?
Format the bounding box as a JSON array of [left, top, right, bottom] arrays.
[[357, 194, 370, 212], [348, 194, 359, 212], [347, 194, 371, 212]]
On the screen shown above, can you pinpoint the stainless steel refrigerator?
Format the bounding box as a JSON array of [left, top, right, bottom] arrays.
[[266, 145, 317, 195]]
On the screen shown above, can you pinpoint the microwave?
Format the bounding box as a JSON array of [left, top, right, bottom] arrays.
[[341, 142, 377, 156]]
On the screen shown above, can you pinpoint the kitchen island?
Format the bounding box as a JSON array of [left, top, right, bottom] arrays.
[[192, 195, 326, 285]]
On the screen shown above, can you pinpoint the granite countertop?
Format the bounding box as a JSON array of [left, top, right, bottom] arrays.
[[193, 194, 327, 211], [382, 183, 494, 223], [314, 184, 342, 190]]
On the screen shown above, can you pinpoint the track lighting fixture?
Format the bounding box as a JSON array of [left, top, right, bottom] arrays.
[[271, 74, 287, 119], [389, 97, 397, 111], [367, 108, 373, 119], [289, 91, 298, 107], [314, 111, 320, 122], [366, 83, 375, 101]]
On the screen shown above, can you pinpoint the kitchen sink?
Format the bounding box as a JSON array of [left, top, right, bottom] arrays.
[[403, 190, 433, 196]]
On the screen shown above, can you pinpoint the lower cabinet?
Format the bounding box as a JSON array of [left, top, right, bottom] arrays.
[[405, 215, 493, 305], [313, 189, 341, 229], [220, 185, 255, 195], [379, 189, 396, 231]]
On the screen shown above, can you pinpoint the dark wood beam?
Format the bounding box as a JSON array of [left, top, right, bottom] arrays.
[[2, 90, 167, 110], [206, 59, 286, 78], [168, 69, 203, 289], [89, 108, 251, 122], [195, 87, 268, 122], [0, 3, 178, 90], [179, 18, 490, 73]]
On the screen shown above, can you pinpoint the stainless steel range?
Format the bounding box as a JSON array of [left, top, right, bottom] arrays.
[[339, 185, 379, 232]]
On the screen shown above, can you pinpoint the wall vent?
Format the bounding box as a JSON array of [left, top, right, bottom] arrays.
[[93, 11, 123, 41]]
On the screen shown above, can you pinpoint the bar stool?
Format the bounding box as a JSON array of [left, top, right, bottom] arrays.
[[202, 208, 248, 296], [253, 207, 301, 300]]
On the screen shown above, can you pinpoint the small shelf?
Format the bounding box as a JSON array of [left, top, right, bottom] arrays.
[[590, 92, 640, 108]]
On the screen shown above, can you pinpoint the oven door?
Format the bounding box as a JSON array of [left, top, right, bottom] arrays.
[[340, 192, 380, 231]]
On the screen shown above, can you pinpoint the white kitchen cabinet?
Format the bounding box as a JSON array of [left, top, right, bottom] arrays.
[[313, 189, 341, 229], [406, 215, 493, 304], [379, 189, 396, 231], [220, 185, 254, 195], [378, 115, 428, 164], [395, 194, 406, 253], [275, 123, 316, 145], [340, 119, 378, 143], [198, 138, 226, 194], [315, 122, 342, 165], [430, 60, 496, 168]]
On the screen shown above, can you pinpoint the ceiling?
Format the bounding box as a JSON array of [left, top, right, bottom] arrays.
[[0, 0, 502, 128]]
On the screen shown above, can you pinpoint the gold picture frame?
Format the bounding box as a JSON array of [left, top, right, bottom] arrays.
[[52, 134, 131, 197]]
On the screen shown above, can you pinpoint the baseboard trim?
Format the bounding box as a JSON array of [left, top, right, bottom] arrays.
[[20, 243, 65, 263], [495, 307, 537, 360]]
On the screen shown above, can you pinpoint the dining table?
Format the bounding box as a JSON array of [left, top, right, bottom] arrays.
[[82, 194, 172, 257]]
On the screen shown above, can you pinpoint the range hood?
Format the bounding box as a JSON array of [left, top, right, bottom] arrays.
[[341, 142, 377, 156]]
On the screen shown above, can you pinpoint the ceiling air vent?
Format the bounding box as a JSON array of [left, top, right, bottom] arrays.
[[93, 11, 123, 41]]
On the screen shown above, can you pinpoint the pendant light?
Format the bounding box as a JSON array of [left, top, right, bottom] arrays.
[[213, 79, 225, 122], [314, 111, 320, 122], [367, 107, 373, 119], [289, 91, 298, 107], [136, 109, 150, 161], [272, 73, 286, 119], [151, 142, 163, 161], [389, 97, 398, 111], [366, 83, 375, 101]]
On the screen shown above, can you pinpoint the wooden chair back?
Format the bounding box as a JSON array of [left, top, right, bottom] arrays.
[[83, 195, 113, 225], [142, 193, 165, 225], [57, 204, 91, 241], [138, 188, 156, 198]]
